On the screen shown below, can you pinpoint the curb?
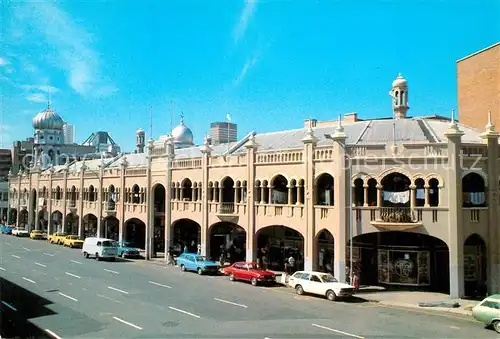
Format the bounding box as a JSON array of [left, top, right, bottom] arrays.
[[369, 300, 473, 316]]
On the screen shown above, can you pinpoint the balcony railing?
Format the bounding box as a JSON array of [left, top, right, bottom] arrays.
[[378, 207, 417, 223], [219, 202, 235, 214]]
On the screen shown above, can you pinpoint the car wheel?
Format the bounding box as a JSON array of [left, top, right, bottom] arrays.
[[95, 253, 100, 261], [326, 290, 337, 301], [251, 277, 258, 286], [180, 264, 186, 272], [197, 268, 203, 275], [295, 285, 304, 295], [493, 320, 500, 334], [229, 274, 235, 281]]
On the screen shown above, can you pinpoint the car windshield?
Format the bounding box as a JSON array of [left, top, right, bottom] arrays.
[[102, 240, 115, 247], [246, 263, 256, 270], [195, 256, 207, 262], [319, 274, 338, 283]]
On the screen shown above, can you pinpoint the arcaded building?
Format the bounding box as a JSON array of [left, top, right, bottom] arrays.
[[7, 75, 500, 298]]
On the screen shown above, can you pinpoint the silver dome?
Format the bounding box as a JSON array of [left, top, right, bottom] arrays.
[[172, 117, 194, 146], [32, 108, 64, 130], [392, 73, 408, 88]]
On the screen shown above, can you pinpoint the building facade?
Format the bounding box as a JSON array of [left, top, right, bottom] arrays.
[[63, 123, 75, 144], [7, 75, 500, 298], [0, 148, 12, 182], [210, 121, 237, 145], [457, 42, 500, 130]]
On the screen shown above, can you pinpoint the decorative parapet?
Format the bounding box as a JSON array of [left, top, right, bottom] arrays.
[[256, 150, 303, 164], [172, 158, 202, 169]]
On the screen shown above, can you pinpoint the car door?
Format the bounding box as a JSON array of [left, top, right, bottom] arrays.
[[186, 255, 196, 271], [231, 263, 243, 279], [299, 273, 311, 292], [308, 274, 325, 296]]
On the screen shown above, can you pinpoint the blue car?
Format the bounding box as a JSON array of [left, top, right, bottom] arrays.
[[115, 241, 142, 258], [177, 253, 220, 275], [1, 225, 13, 235]]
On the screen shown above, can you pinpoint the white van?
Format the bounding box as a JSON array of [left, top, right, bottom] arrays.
[[82, 237, 118, 261]]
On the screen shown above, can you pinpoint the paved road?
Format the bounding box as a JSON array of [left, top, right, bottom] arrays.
[[0, 235, 496, 339]]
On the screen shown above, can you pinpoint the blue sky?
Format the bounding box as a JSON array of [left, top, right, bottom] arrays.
[[0, 0, 499, 150]]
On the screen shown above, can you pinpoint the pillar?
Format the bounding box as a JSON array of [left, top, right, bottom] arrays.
[[119, 158, 128, 242], [424, 185, 430, 207], [97, 168, 104, 238], [47, 168, 54, 236], [409, 184, 416, 211], [363, 184, 369, 207], [199, 136, 210, 257], [145, 140, 154, 260], [245, 134, 258, 262], [445, 119, 465, 298], [302, 128, 317, 272]]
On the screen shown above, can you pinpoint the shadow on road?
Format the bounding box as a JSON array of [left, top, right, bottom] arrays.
[[0, 277, 54, 338]]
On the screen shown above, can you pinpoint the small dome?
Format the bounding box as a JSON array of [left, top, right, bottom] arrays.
[[32, 108, 64, 130], [136, 128, 145, 135], [392, 73, 407, 87], [172, 117, 194, 146]]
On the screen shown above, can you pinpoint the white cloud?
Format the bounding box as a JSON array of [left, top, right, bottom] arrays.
[[26, 93, 47, 103], [12, 2, 117, 97], [233, 54, 260, 87], [0, 57, 8, 66], [233, 0, 258, 43], [21, 85, 60, 93]]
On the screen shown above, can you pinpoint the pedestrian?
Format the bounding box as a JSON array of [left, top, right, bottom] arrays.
[[197, 243, 201, 255], [166, 246, 175, 266], [183, 244, 188, 253], [287, 254, 295, 274]]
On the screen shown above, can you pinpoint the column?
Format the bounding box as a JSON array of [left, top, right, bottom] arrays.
[[287, 185, 293, 205], [445, 120, 465, 298], [96, 170, 103, 239], [233, 187, 238, 205], [47, 170, 54, 236], [424, 185, 430, 207], [376, 184, 383, 219], [302, 128, 317, 272], [297, 185, 303, 204], [34, 170, 41, 230], [180, 187, 184, 201], [145, 140, 153, 260], [268, 186, 272, 204], [119, 158, 128, 242], [77, 165, 84, 236], [409, 185, 416, 210], [260, 185, 264, 204], [199, 137, 210, 257], [363, 185, 369, 207], [245, 134, 258, 262]]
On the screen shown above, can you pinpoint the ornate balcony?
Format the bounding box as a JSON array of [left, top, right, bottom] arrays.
[[104, 200, 117, 217], [68, 200, 77, 213], [216, 202, 239, 223], [370, 207, 422, 230]]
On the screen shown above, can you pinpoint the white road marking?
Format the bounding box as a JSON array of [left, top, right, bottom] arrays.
[[58, 292, 78, 302], [70, 260, 83, 265], [22, 277, 36, 284], [214, 297, 248, 308], [11, 254, 20, 259], [148, 281, 172, 289], [22, 247, 31, 251], [312, 323, 364, 339], [65, 272, 81, 279], [0, 267, 5, 271], [104, 268, 119, 274], [6, 242, 11, 245], [1, 301, 17, 311], [43, 253, 55, 257], [45, 329, 63, 339], [168, 306, 201, 319], [112, 316, 143, 330], [107, 286, 129, 295], [96, 293, 123, 304], [35, 262, 47, 268]]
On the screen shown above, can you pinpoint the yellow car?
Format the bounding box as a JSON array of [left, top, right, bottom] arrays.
[[63, 235, 84, 248], [48, 232, 67, 244], [30, 230, 44, 240]]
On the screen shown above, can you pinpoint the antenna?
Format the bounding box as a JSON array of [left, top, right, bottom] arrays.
[[149, 105, 153, 139], [169, 101, 173, 135], [47, 85, 51, 109]]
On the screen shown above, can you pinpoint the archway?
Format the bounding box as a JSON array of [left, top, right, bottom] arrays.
[[82, 214, 97, 238], [30, 188, 37, 229], [66, 213, 79, 235], [171, 218, 201, 255], [316, 173, 334, 205], [181, 179, 193, 201], [464, 234, 487, 297], [256, 225, 304, 272], [9, 208, 17, 225], [37, 210, 48, 231], [124, 218, 146, 249], [462, 173, 487, 207], [271, 175, 288, 204], [19, 209, 28, 228], [209, 222, 246, 263], [316, 229, 334, 274], [347, 231, 449, 292], [50, 211, 63, 234], [102, 216, 119, 240], [153, 184, 166, 255]]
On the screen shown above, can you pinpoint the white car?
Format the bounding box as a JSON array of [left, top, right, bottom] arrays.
[[288, 270, 355, 301], [12, 227, 29, 237]]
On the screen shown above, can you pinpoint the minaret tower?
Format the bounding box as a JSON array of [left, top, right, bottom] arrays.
[[136, 128, 145, 153], [390, 73, 409, 119]]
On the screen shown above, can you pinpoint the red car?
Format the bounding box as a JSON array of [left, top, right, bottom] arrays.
[[223, 261, 276, 286]]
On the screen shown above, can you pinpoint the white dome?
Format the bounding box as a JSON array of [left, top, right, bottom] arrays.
[[392, 73, 408, 88], [172, 117, 194, 146], [136, 128, 145, 135], [32, 108, 64, 130]]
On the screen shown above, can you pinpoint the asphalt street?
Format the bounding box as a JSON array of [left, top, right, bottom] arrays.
[[0, 235, 497, 339]]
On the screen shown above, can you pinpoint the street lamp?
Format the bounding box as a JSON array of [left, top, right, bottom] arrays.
[[324, 132, 354, 284]]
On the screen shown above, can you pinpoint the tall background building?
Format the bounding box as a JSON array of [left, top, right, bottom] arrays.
[[63, 123, 75, 144], [457, 42, 499, 129], [210, 122, 237, 145], [0, 148, 12, 222], [0, 148, 12, 181]]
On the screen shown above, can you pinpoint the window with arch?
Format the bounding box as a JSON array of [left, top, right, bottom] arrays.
[[316, 174, 334, 206], [353, 178, 364, 206], [428, 178, 440, 207], [131, 185, 140, 204], [88, 185, 96, 202], [55, 186, 61, 200], [271, 175, 288, 204], [462, 173, 486, 207]]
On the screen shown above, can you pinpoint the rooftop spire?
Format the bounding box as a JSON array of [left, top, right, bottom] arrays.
[[485, 110, 495, 132], [180, 112, 185, 125], [335, 114, 344, 133], [47, 85, 51, 109]]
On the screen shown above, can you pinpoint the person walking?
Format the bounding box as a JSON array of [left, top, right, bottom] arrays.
[[166, 246, 175, 266], [287, 254, 296, 275]]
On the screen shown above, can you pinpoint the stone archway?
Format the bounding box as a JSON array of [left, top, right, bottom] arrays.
[[37, 209, 48, 231], [30, 188, 37, 230], [347, 231, 449, 292], [153, 184, 166, 255], [209, 222, 246, 263], [83, 214, 97, 238], [19, 209, 28, 228], [124, 218, 146, 249], [464, 234, 487, 297], [316, 229, 334, 274], [50, 211, 63, 235], [66, 213, 80, 235], [102, 216, 119, 241], [171, 218, 201, 255], [9, 208, 17, 225], [256, 225, 304, 272]]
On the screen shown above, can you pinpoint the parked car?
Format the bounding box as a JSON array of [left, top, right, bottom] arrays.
[[29, 230, 45, 240], [177, 253, 219, 275], [12, 227, 29, 237], [472, 295, 500, 334], [288, 271, 355, 301], [1, 225, 13, 234], [115, 241, 142, 258], [223, 261, 276, 286], [82, 237, 117, 261], [48, 232, 67, 244], [63, 235, 84, 248]]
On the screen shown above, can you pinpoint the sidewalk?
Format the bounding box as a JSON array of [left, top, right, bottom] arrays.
[[356, 286, 478, 316]]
